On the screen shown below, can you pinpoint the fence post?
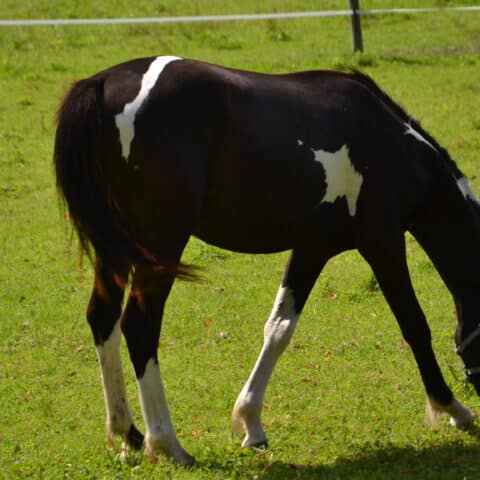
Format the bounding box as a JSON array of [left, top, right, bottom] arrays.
[[349, 0, 364, 52]]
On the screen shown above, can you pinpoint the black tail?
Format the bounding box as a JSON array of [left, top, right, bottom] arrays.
[[54, 77, 196, 282]]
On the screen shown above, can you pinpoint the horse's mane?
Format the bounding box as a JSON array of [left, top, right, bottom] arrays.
[[348, 69, 463, 179]]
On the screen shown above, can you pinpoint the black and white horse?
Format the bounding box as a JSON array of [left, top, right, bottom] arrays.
[[55, 56, 479, 465]]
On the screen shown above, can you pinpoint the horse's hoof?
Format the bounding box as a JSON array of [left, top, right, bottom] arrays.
[[444, 399, 476, 428], [177, 450, 195, 467], [449, 405, 476, 428], [241, 435, 269, 449], [251, 440, 269, 449], [145, 438, 195, 467], [126, 424, 144, 450]]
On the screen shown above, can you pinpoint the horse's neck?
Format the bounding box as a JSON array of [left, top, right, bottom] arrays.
[[410, 174, 480, 295]]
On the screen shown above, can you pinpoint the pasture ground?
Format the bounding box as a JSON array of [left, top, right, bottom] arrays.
[[1, 1, 480, 478]]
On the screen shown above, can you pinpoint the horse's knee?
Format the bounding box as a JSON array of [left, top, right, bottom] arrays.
[[263, 287, 298, 353], [264, 316, 296, 353]]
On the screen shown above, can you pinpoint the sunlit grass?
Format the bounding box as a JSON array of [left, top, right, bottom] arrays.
[[1, 1, 480, 478]]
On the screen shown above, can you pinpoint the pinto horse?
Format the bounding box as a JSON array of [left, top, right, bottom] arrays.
[[55, 56, 479, 465]]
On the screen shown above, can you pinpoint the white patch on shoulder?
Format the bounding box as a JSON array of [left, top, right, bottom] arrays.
[[457, 176, 480, 205], [404, 123, 437, 152], [311, 144, 363, 216], [115, 55, 182, 162]]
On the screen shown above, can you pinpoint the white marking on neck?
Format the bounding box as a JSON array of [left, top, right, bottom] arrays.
[[457, 176, 480, 205], [404, 123, 437, 152], [115, 55, 182, 162], [309, 144, 363, 216]]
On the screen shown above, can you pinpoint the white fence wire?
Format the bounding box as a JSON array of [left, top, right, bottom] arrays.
[[0, 6, 479, 27]]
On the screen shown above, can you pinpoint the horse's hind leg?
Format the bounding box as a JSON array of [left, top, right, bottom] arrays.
[[87, 260, 143, 452], [232, 249, 327, 448], [120, 270, 194, 466], [358, 231, 475, 427]]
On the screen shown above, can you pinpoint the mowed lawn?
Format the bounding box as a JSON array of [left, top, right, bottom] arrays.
[[1, 1, 480, 478]]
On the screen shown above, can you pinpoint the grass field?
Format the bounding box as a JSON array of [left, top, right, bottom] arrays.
[[1, 1, 480, 478]]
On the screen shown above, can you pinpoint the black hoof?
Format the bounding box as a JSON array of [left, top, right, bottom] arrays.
[[251, 440, 269, 449], [126, 424, 144, 450]]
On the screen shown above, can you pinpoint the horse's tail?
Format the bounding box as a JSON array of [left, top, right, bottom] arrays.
[[54, 77, 196, 283]]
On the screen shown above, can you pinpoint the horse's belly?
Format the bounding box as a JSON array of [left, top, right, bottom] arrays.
[[193, 208, 300, 254], [193, 189, 354, 254]]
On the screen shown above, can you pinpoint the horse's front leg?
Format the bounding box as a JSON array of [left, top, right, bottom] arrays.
[[232, 250, 326, 447], [121, 273, 194, 466], [87, 260, 143, 453], [359, 232, 475, 427]]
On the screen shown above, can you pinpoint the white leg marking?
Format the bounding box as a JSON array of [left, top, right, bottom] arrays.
[[115, 55, 182, 162], [309, 144, 363, 216], [457, 176, 480, 206], [404, 122, 438, 152], [425, 396, 476, 428], [232, 286, 298, 447], [137, 358, 194, 465], [96, 322, 134, 442]]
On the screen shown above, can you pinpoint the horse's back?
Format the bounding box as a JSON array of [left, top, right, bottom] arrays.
[[83, 57, 424, 254]]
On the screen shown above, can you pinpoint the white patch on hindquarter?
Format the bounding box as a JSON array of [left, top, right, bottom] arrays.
[[309, 144, 363, 216], [115, 55, 182, 162], [457, 176, 480, 206], [404, 123, 438, 152]]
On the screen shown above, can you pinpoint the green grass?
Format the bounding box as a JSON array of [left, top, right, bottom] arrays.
[[1, 1, 480, 478]]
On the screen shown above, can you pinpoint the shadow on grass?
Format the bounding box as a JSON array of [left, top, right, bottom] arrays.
[[262, 444, 480, 479], [201, 428, 480, 479]]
